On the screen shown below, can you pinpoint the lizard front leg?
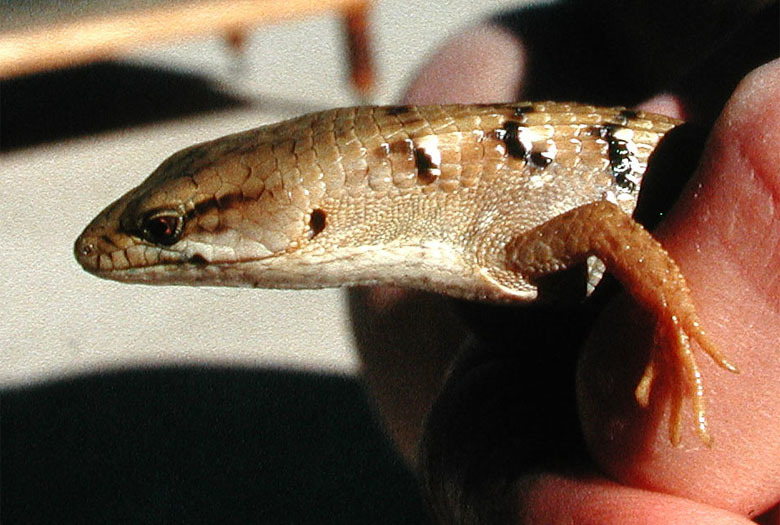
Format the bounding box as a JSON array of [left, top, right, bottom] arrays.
[[505, 199, 738, 445]]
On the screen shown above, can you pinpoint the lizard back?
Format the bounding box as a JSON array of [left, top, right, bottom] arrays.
[[74, 102, 680, 301]]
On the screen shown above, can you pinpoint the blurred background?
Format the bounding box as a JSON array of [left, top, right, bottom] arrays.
[[1, 0, 521, 522]]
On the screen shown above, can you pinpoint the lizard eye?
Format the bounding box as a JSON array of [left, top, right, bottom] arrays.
[[140, 210, 183, 246]]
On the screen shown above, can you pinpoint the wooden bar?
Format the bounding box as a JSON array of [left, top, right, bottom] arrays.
[[342, 2, 374, 97], [0, 0, 373, 94]]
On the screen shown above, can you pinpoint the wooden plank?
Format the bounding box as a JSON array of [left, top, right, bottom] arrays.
[[0, 0, 368, 79]]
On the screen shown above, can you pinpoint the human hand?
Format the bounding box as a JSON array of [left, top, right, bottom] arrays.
[[351, 3, 779, 523]]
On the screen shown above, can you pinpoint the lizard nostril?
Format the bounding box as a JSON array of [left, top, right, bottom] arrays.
[[74, 234, 100, 268]]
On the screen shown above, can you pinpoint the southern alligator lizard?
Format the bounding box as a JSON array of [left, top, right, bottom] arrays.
[[74, 101, 737, 444]]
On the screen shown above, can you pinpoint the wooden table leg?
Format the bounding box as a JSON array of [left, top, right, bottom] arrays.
[[342, 1, 374, 98]]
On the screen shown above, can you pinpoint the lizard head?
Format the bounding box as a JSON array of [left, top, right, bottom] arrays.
[[74, 125, 318, 286]]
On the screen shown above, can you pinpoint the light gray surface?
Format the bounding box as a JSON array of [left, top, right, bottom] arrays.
[[2, 0, 520, 386]]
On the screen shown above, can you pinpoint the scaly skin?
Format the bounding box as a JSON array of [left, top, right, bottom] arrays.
[[74, 101, 736, 443]]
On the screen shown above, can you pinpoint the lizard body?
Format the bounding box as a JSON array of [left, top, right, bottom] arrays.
[[74, 101, 737, 443]]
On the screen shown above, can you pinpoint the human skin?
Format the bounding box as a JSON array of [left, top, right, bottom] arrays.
[[351, 19, 780, 525]]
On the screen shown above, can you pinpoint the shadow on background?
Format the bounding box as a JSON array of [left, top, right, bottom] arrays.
[[1, 60, 430, 523], [0, 61, 248, 152], [2, 366, 431, 524]]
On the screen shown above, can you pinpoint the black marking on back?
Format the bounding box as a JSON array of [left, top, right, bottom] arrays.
[[413, 147, 439, 184], [594, 124, 637, 191], [529, 151, 552, 168], [308, 208, 327, 239], [608, 140, 636, 190], [608, 109, 640, 127], [496, 121, 528, 159], [513, 105, 535, 117], [386, 106, 412, 116]]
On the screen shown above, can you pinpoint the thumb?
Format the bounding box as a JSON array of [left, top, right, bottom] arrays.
[[579, 58, 780, 516]]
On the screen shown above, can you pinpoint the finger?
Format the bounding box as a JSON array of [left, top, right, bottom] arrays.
[[400, 23, 525, 105], [636, 94, 686, 120], [516, 473, 756, 525], [579, 59, 780, 516]]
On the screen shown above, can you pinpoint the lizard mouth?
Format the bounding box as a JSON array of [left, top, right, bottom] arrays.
[[74, 210, 196, 277], [74, 228, 276, 286], [74, 232, 185, 276], [73, 236, 221, 285]]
